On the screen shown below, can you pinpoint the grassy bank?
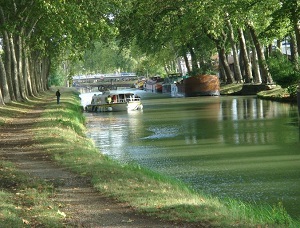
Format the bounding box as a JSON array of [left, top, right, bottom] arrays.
[[257, 86, 297, 103], [1, 87, 299, 227], [220, 83, 298, 104]]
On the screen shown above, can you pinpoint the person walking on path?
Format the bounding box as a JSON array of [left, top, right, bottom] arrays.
[[56, 89, 61, 104]]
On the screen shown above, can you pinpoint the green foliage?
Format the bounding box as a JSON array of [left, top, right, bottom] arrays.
[[82, 40, 136, 73], [48, 68, 66, 86], [70, 39, 166, 76], [287, 84, 298, 98], [267, 51, 300, 89]]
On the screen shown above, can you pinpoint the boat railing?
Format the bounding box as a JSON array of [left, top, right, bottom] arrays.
[[126, 97, 140, 102]]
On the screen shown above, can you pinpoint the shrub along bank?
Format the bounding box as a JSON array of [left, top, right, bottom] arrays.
[[0, 87, 299, 227]]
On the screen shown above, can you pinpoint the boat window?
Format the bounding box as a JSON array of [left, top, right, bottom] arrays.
[[118, 94, 125, 102]]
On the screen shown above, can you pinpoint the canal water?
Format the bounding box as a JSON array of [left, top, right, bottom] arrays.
[[82, 90, 300, 218]]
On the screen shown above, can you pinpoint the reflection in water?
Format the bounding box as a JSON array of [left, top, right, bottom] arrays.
[[218, 97, 298, 145], [83, 93, 300, 218]]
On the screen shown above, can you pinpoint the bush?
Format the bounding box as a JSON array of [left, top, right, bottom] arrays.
[[267, 51, 300, 89], [287, 84, 298, 98]]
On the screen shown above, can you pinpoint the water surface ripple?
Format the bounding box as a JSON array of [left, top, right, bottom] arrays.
[[84, 91, 300, 218]]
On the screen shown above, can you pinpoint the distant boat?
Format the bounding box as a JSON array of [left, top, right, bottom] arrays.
[[85, 91, 143, 112], [162, 74, 220, 97], [144, 76, 163, 93]]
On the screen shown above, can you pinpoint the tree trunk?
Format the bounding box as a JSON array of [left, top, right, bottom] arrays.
[[0, 83, 4, 105], [188, 45, 199, 74], [24, 50, 34, 97], [290, 32, 299, 71], [0, 56, 11, 103], [42, 57, 50, 91], [9, 34, 22, 101], [16, 34, 27, 100], [35, 59, 42, 93], [31, 52, 41, 93], [289, 0, 300, 55], [247, 23, 273, 84], [251, 45, 262, 83], [29, 53, 38, 95], [219, 57, 226, 83], [177, 57, 183, 74], [218, 48, 234, 83], [3, 32, 16, 101], [238, 28, 253, 83], [276, 39, 282, 50], [183, 53, 191, 75], [295, 23, 300, 56], [226, 18, 243, 82], [0, 6, 15, 101]]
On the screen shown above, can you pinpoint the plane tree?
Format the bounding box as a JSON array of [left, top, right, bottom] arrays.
[[0, 0, 117, 105], [115, 0, 216, 76], [115, 0, 298, 85]]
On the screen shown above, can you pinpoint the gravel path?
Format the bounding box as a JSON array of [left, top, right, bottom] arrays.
[[0, 100, 205, 228]]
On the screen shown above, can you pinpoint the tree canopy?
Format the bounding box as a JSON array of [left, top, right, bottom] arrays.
[[1, 0, 299, 105]]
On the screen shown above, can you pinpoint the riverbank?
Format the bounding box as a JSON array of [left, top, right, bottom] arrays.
[[0, 87, 299, 227], [220, 83, 298, 104]]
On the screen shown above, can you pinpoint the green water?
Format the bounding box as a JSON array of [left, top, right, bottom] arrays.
[[85, 91, 300, 218]]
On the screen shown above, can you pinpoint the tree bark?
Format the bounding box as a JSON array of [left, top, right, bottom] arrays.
[[238, 28, 253, 83], [219, 62, 226, 83], [16, 34, 27, 100], [205, 31, 234, 83], [0, 7, 15, 101], [183, 53, 191, 75], [289, 0, 300, 55], [29, 52, 38, 95], [251, 45, 262, 83], [0, 57, 11, 103], [226, 17, 243, 82], [295, 22, 300, 56], [24, 49, 34, 97], [218, 48, 234, 84], [247, 23, 273, 84], [42, 57, 50, 91], [0, 83, 4, 105], [290, 32, 299, 71], [9, 34, 22, 101], [33, 56, 42, 93], [188, 44, 199, 74]]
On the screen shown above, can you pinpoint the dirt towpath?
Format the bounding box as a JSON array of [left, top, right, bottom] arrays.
[[0, 98, 204, 228]]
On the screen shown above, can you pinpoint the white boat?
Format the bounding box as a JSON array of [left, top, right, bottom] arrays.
[[85, 91, 143, 112]]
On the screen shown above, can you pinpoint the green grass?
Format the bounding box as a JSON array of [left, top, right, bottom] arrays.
[[220, 83, 243, 95], [0, 161, 64, 227], [1, 87, 300, 227], [257, 86, 297, 103]]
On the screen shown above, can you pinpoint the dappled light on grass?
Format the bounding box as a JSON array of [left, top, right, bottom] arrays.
[[0, 104, 30, 125], [0, 162, 63, 227]]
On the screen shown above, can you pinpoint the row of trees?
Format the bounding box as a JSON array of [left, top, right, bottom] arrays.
[[114, 0, 300, 86], [0, 0, 118, 105], [76, 40, 166, 77], [1, 1, 300, 105]]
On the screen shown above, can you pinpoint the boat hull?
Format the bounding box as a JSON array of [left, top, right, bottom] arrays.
[[185, 75, 220, 96], [162, 75, 220, 97], [86, 101, 142, 112]]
